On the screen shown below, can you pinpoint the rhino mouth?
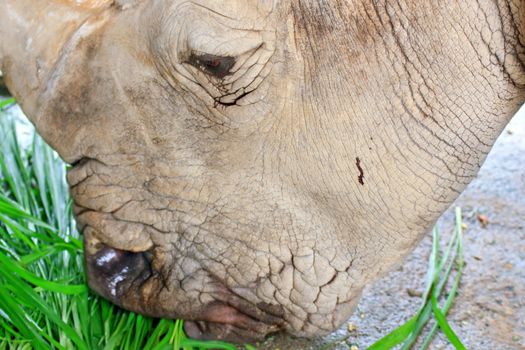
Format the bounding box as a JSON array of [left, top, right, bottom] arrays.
[[182, 303, 283, 342], [83, 235, 284, 342]]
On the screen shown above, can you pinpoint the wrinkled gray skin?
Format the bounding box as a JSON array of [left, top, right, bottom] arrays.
[[1, 0, 524, 343]]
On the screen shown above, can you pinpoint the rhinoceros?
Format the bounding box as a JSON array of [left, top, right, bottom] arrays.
[[1, 0, 523, 343]]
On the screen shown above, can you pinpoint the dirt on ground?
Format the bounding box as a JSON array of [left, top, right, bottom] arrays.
[[259, 109, 525, 350]]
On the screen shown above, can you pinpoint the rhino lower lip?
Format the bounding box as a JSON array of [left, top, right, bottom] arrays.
[[184, 319, 277, 342], [183, 302, 282, 342]]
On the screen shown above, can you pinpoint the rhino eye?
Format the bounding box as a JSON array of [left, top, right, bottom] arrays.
[[188, 53, 235, 78]]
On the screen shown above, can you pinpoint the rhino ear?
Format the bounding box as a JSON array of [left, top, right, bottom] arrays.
[[0, 0, 119, 162]]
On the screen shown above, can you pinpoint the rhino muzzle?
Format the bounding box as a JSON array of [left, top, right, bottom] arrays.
[[84, 235, 284, 342]]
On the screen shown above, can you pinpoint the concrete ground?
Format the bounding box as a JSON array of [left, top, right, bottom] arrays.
[[260, 108, 525, 350]]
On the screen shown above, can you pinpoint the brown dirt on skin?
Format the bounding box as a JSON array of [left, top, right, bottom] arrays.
[[259, 109, 525, 350]]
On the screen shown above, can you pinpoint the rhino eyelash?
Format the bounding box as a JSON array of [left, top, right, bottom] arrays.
[[187, 53, 236, 79]]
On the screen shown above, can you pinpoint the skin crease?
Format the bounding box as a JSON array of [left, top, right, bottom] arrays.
[[0, 0, 524, 343]]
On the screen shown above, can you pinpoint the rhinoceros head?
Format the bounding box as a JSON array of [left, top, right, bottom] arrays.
[[1, 0, 523, 342]]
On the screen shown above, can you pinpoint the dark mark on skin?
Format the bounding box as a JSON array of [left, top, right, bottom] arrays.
[[356, 157, 364, 185]]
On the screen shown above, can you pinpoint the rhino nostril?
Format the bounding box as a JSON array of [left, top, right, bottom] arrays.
[[85, 239, 151, 303], [93, 245, 135, 275]]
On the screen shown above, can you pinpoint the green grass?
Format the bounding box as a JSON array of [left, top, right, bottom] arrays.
[[0, 99, 466, 349], [368, 208, 466, 350]]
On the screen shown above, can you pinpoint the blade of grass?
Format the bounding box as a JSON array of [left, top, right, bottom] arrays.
[[0, 266, 89, 350], [430, 294, 466, 350], [0, 194, 55, 230], [0, 252, 87, 294], [0, 98, 15, 109], [367, 315, 418, 350], [181, 338, 239, 350], [19, 243, 80, 266], [421, 208, 465, 350], [0, 289, 51, 350]]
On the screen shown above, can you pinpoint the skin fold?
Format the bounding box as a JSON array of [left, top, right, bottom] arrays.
[[0, 0, 523, 343]]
